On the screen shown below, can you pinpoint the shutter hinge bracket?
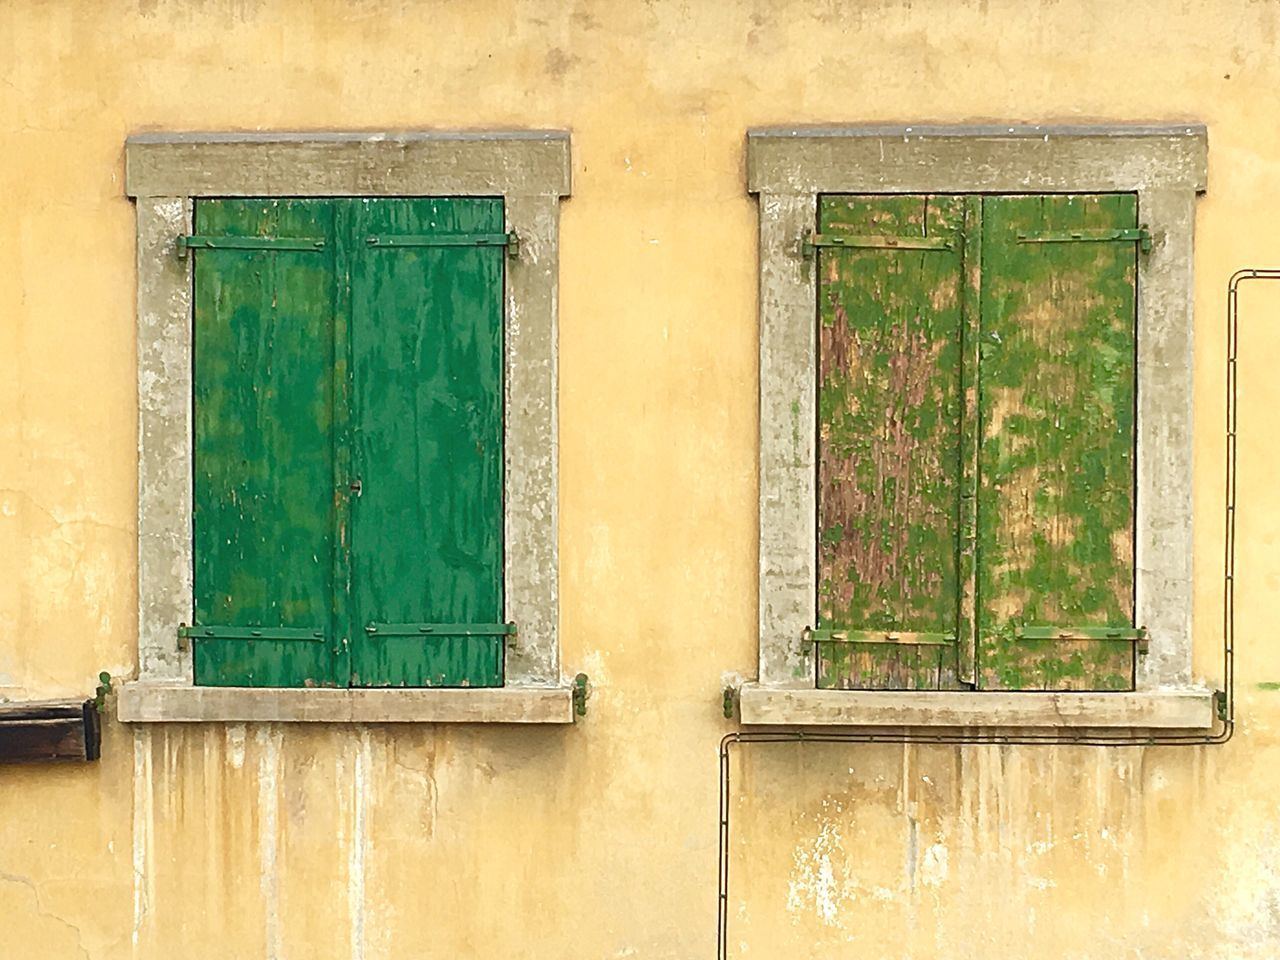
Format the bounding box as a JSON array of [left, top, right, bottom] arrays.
[[800, 229, 955, 260], [177, 624, 326, 651], [1017, 625, 1150, 655], [363, 231, 521, 258], [363, 622, 517, 637], [1016, 226, 1154, 254], [175, 235, 327, 259], [807, 626, 957, 646]]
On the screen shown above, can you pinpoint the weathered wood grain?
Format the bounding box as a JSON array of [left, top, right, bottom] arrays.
[[815, 194, 965, 690], [976, 194, 1139, 691], [0, 700, 100, 763]]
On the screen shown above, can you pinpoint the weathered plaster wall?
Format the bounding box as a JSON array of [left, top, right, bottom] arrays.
[[3, 0, 1280, 957]]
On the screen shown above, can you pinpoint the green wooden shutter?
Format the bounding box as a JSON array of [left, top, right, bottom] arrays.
[[976, 194, 1139, 690], [191, 197, 506, 690], [814, 195, 969, 690], [347, 199, 506, 688], [192, 199, 340, 687]]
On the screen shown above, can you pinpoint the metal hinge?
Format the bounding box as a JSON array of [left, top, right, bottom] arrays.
[[177, 624, 326, 651], [801, 229, 954, 259], [800, 225, 1152, 261], [363, 622, 517, 638], [805, 626, 956, 646], [365, 232, 520, 258], [1017, 625, 1149, 655], [1016, 226, 1154, 254], [176, 235, 327, 259], [573, 673, 590, 718]]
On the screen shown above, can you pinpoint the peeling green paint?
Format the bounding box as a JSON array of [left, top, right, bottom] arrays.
[[975, 195, 1138, 691], [814, 193, 1140, 692], [815, 195, 965, 690]]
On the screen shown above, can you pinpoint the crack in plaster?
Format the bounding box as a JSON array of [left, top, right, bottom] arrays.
[[0, 870, 91, 960]]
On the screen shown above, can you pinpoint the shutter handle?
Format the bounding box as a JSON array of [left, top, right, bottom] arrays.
[[349, 479, 363, 498]]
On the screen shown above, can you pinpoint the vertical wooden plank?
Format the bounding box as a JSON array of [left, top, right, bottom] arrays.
[[956, 196, 982, 686], [348, 198, 505, 687], [814, 640, 957, 690], [815, 195, 965, 690], [192, 199, 339, 687], [332, 201, 356, 685], [976, 194, 1138, 691]]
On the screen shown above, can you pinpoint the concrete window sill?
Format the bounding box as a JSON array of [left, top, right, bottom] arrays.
[[737, 684, 1217, 729], [117, 682, 576, 724]]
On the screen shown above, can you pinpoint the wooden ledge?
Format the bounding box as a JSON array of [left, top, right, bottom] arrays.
[[118, 683, 576, 724], [0, 699, 101, 762], [737, 685, 1216, 729]]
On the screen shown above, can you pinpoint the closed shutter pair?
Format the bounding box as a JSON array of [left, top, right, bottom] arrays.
[[815, 193, 1144, 691], [189, 198, 507, 688]]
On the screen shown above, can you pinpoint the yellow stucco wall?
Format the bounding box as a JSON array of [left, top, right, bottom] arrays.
[[3, 1, 1280, 956]]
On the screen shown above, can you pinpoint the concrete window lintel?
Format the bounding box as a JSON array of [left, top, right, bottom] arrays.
[[749, 123, 1206, 718], [126, 131, 568, 723]]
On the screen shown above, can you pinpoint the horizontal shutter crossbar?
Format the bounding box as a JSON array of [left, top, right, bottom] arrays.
[[178, 625, 326, 641], [807, 628, 956, 646], [1016, 227, 1153, 253], [364, 233, 516, 249], [804, 233, 955, 257], [177, 235, 327, 254], [1016, 626, 1147, 642], [364, 622, 517, 637]]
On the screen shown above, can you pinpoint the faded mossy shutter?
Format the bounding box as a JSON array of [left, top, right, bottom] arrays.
[[347, 199, 505, 687], [192, 199, 339, 687], [976, 194, 1139, 690], [815, 195, 969, 690]]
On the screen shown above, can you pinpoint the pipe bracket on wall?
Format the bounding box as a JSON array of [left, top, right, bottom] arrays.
[[573, 673, 590, 718]]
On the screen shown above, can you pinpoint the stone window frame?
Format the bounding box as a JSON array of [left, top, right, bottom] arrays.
[[743, 124, 1215, 728], [119, 131, 574, 724]]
